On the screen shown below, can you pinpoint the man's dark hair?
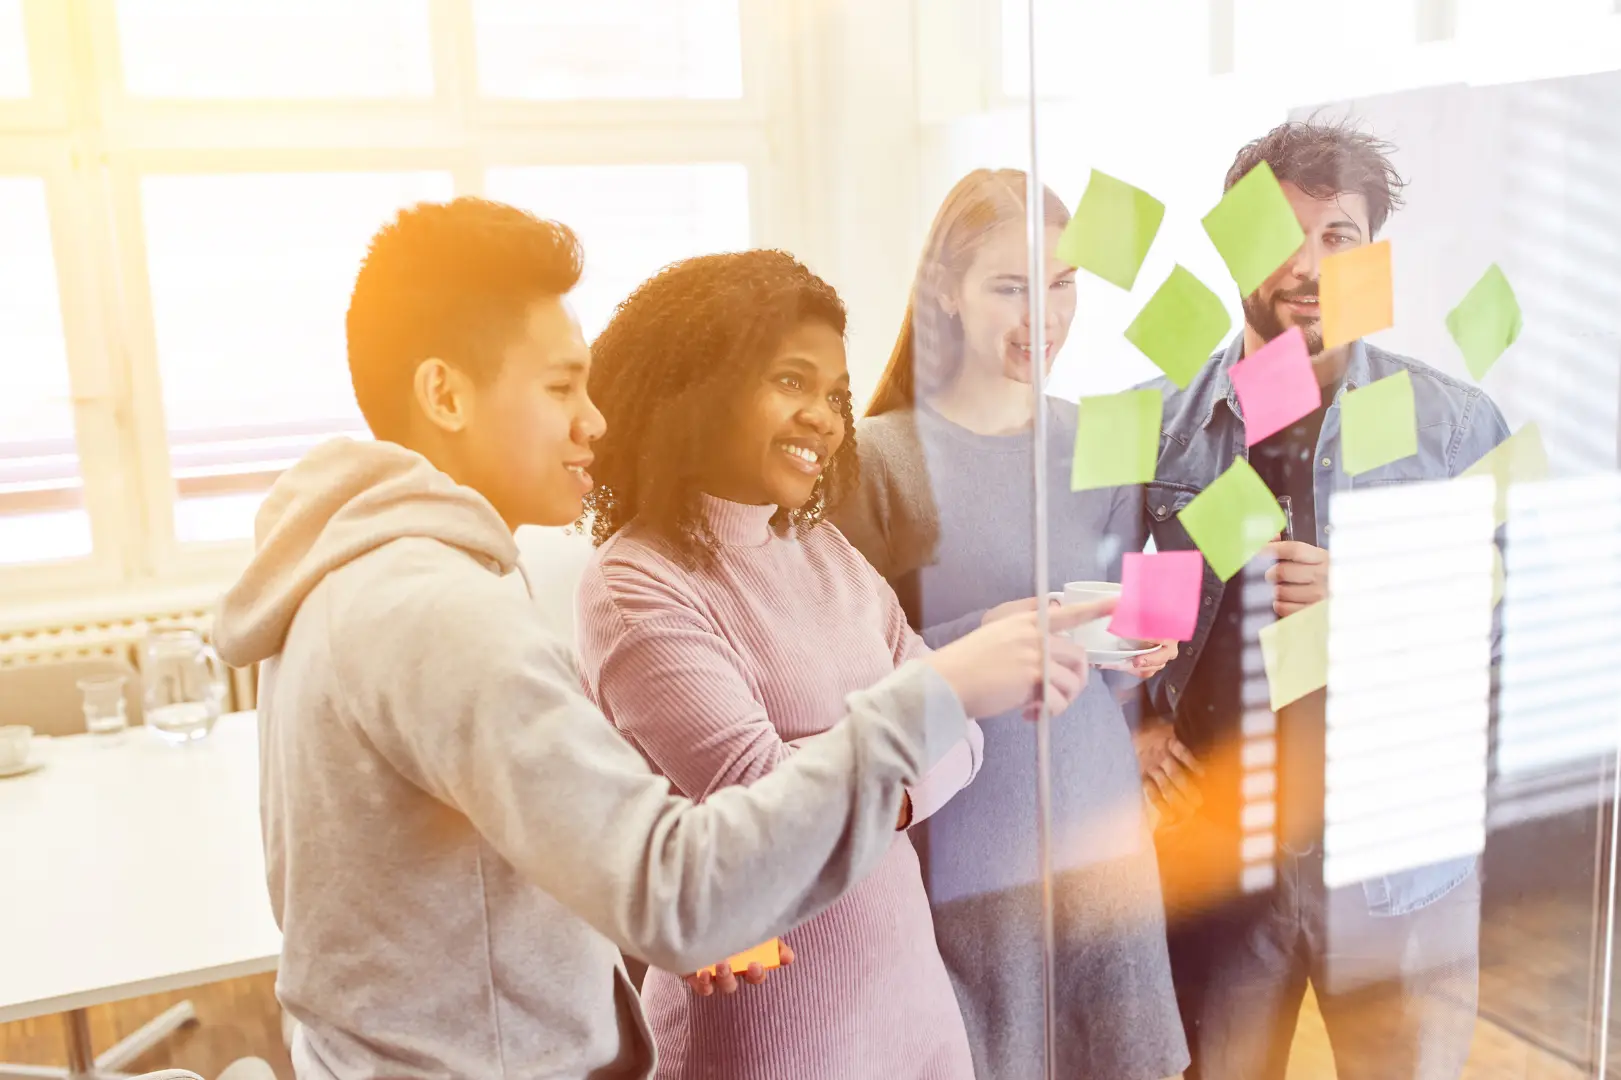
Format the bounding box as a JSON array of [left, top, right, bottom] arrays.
[[582, 249, 854, 569], [346, 196, 583, 442], [1225, 119, 1407, 236]]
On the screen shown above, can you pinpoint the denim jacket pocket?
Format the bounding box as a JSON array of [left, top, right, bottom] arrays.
[[1361, 854, 1476, 916]]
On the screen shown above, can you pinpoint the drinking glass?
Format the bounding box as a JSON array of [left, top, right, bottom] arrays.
[[77, 673, 128, 738]]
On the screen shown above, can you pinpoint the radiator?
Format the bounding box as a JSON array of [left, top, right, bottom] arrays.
[[0, 605, 258, 714]]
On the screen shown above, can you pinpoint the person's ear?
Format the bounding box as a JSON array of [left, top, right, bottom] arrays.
[[412, 357, 474, 434], [921, 265, 960, 319]]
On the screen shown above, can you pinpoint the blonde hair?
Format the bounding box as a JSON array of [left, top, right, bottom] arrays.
[[865, 169, 1070, 416]]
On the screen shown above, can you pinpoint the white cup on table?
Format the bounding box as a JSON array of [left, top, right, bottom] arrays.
[[1047, 580, 1136, 653], [0, 724, 34, 772]]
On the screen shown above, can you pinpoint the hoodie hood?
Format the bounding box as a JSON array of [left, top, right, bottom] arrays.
[[215, 438, 520, 667]]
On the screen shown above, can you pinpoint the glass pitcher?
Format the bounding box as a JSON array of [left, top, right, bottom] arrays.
[[142, 628, 227, 744]]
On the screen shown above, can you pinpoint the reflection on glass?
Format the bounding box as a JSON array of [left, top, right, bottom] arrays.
[[473, 0, 743, 101], [114, 0, 434, 99], [1498, 476, 1621, 781], [0, 0, 28, 98], [0, 176, 90, 564], [141, 170, 451, 542], [1323, 477, 1495, 890], [486, 163, 750, 337]]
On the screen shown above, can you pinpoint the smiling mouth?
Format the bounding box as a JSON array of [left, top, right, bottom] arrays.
[[1012, 341, 1055, 361], [564, 463, 593, 490], [775, 440, 826, 476], [1282, 295, 1320, 316]]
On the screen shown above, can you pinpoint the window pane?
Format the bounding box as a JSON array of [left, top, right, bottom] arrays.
[[486, 163, 750, 337], [1001, 0, 1206, 99], [141, 170, 453, 543], [115, 0, 433, 99], [0, 0, 27, 98], [473, 0, 743, 100], [0, 177, 91, 565]]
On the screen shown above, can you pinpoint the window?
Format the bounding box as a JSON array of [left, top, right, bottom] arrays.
[[114, 0, 435, 99], [141, 170, 453, 543], [473, 0, 743, 100], [0, 176, 88, 565], [0, 0, 27, 98], [0, 1, 779, 597], [487, 163, 751, 335]]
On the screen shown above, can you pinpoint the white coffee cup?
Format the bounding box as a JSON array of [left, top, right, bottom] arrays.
[[1048, 580, 1135, 653], [0, 725, 33, 772]]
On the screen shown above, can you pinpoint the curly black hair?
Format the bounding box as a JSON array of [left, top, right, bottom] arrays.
[[582, 249, 856, 568]]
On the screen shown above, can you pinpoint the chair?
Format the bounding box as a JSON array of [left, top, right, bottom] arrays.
[[0, 656, 142, 737]]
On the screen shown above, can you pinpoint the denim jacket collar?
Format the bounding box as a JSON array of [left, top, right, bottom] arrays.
[[1202, 333, 1372, 432]]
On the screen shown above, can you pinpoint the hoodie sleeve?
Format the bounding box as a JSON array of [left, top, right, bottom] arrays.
[[330, 567, 968, 975]]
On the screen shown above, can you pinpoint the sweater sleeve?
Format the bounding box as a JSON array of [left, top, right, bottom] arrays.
[[866, 552, 984, 824], [337, 569, 969, 976], [832, 440, 897, 579]]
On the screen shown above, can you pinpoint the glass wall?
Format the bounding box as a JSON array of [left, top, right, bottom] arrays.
[[935, 2, 1621, 1077]]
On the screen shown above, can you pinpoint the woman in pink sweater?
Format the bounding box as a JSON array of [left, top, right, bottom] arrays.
[[573, 250, 1099, 1079]]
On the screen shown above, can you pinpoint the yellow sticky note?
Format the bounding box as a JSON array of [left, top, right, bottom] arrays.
[[720, 939, 782, 975], [1258, 600, 1329, 710], [1321, 240, 1393, 350], [1461, 423, 1548, 528]]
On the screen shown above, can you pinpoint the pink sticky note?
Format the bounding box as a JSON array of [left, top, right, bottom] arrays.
[[1108, 550, 1204, 642], [1229, 326, 1323, 447]]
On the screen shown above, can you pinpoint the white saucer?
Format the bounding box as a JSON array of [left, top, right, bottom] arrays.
[[0, 759, 44, 779], [1088, 641, 1160, 666]]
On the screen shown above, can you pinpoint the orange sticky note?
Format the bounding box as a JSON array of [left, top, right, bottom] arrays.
[[720, 939, 782, 975], [1320, 239, 1393, 349]]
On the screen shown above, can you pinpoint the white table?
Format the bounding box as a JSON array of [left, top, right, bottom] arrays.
[[0, 713, 281, 1079]]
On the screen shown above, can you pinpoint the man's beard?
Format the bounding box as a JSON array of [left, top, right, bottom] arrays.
[[1243, 287, 1324, 355]]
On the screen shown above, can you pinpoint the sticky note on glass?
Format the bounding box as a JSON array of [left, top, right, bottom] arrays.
[[1447, 264, 1523, 380], [1202, 161, 1306, 296], [1320, 240, 1393, 350], [1108, 550, 1203, 642], [1071, 389, 1162, 491], [1177, 458, 1286, 581], [1259, 600, 1329, 710], [1461, 422, 1547, 527], [1056, 169, 1165, 291], [1229, 326, 1322, 446], [719, 939, 782, 976], [1124, 266, 1232, 388], [1340, 369, 1417, 476]]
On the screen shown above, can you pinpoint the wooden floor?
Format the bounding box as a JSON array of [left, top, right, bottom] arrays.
[[0, 973, 291, 1079], [0, 968, 1598, 1080]]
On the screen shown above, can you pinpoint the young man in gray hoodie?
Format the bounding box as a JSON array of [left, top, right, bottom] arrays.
[[213, 197, 1102, 1079]]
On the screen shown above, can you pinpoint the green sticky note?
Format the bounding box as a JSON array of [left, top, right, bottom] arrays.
[[1124, 265, 1232, 388], [1201, 161, 1307, 296], [1447, 264, 1523, 380], [1341, 370, 1417, 476], [1177, 458, 1286, 581], [1055, 169, 1165, 290], [1461, 422, 1548, 527], [1071, 389, 1162, 491], [1259, 600, 1329, 710]]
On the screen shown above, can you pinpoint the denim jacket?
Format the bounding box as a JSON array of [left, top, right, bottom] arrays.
[[1142, 335, 1510, 916]]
